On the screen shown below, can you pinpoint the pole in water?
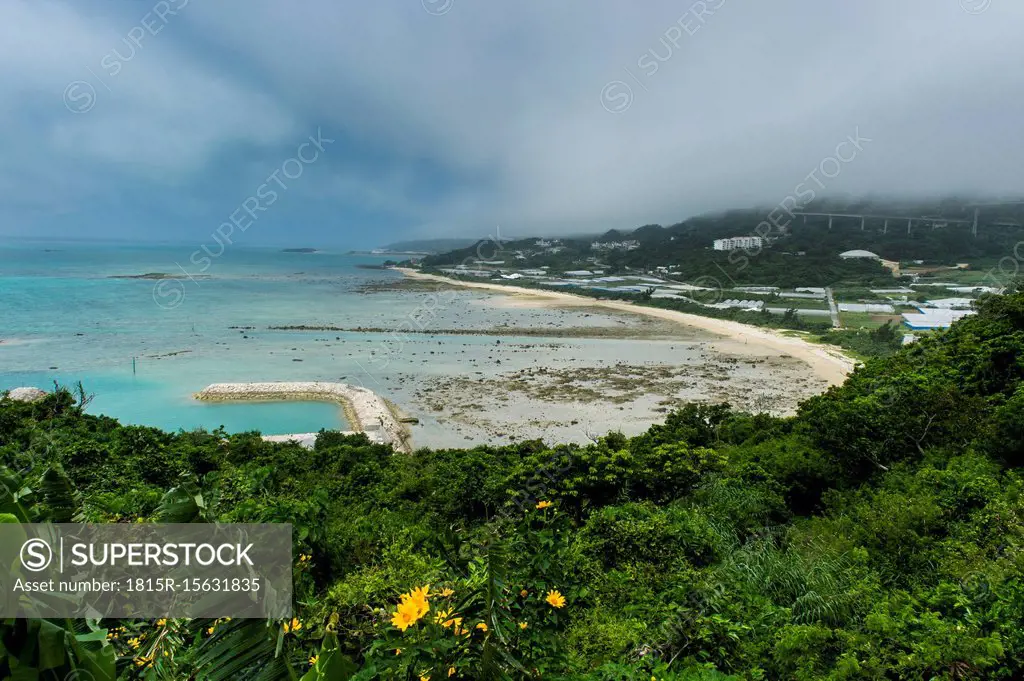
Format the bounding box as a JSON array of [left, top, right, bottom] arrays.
[[132, 357, 136, 375]]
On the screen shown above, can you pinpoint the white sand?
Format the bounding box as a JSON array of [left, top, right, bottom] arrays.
[[396, 269, 856, 387]]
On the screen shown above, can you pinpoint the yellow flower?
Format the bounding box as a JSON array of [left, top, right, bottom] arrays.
[[407, 584, 430, 601], [309, 654, 318, 666], [439, 587, 454, 597], [395, 648, 402, 655], [420, 676, 429, 681], [475, 622, 488, 631], [391, 603, 420, 632], [433, 607, 464, 631], [155, 618, 166, 627], [127, 637, 140, 649], [206, 626, 215, 635], [545, 589, 566, 608], [398, 585, 430, 620], [536, 500, 553, 509], [520, 589, 528, 597], [282, 617, 302, 634], [449, 668, 456, 677], [519, 621, 528, 630]]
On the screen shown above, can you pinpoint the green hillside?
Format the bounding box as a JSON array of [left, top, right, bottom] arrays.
[[3, 291, 1024, 679], [421, 199, 1024, 288]]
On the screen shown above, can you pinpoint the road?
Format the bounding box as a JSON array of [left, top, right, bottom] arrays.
[[825, 287, 841, 328]]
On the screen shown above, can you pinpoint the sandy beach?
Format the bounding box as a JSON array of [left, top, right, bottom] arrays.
[[396, 268, 856, 386]]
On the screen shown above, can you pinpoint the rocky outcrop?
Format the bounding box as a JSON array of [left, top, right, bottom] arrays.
[[4, 387, 48, 403]]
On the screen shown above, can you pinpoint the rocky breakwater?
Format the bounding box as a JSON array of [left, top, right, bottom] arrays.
[[193, 382, 411, 453]]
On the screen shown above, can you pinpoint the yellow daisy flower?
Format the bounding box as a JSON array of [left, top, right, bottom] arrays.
[[545, 589, 566, 608]]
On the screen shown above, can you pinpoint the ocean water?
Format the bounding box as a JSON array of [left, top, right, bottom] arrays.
[[0, 240, 642, 438], [0, 241, 416, 433]]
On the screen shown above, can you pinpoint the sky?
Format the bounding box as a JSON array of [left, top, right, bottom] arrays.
[[0, 0, 1022, 249]]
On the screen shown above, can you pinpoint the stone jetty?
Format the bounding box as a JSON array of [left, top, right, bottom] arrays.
[[193, 382, 411, 453]]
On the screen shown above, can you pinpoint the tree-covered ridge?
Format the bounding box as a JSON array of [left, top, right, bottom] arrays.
[[421, 198, 1024, 287], [3, 293, 1024, 679]]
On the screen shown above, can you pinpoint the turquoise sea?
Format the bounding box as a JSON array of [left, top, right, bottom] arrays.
[[3, 239, 745, 447], [0, 240, 429, 434]]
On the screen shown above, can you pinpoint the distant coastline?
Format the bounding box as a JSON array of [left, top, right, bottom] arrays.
[[395, 268, 856, 386]]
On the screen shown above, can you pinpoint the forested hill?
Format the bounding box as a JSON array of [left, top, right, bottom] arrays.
[[422, 198, 1024, 284], [3, 292, 1024, 679]]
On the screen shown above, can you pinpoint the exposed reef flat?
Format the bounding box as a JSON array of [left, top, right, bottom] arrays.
[[266, 321, 703, 340], [396, 268, 855, 386]]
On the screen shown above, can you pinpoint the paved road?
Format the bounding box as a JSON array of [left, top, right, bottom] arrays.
[[825, 287, 841, 328]]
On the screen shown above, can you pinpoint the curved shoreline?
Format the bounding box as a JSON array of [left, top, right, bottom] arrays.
[[395, 268, 857, 387], [193, 382, 412, 453]]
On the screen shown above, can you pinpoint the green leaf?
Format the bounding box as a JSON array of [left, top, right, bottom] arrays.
[[36, 620, 66, 670]]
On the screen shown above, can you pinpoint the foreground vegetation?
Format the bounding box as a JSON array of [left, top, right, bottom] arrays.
[[3, 292, 1024, 679]]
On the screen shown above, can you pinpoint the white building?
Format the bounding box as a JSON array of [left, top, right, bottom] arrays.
[[902, 309, 976, 329], [709, 299, 765, 311], [949, 286, 1000, 294], [591, 240, 640, 251], [781, 292, 827, 300], [924, 298, 976, 310], [839, 249, 881, 260], [839, 303, 896, 314], [713, 236, 763, 251]]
